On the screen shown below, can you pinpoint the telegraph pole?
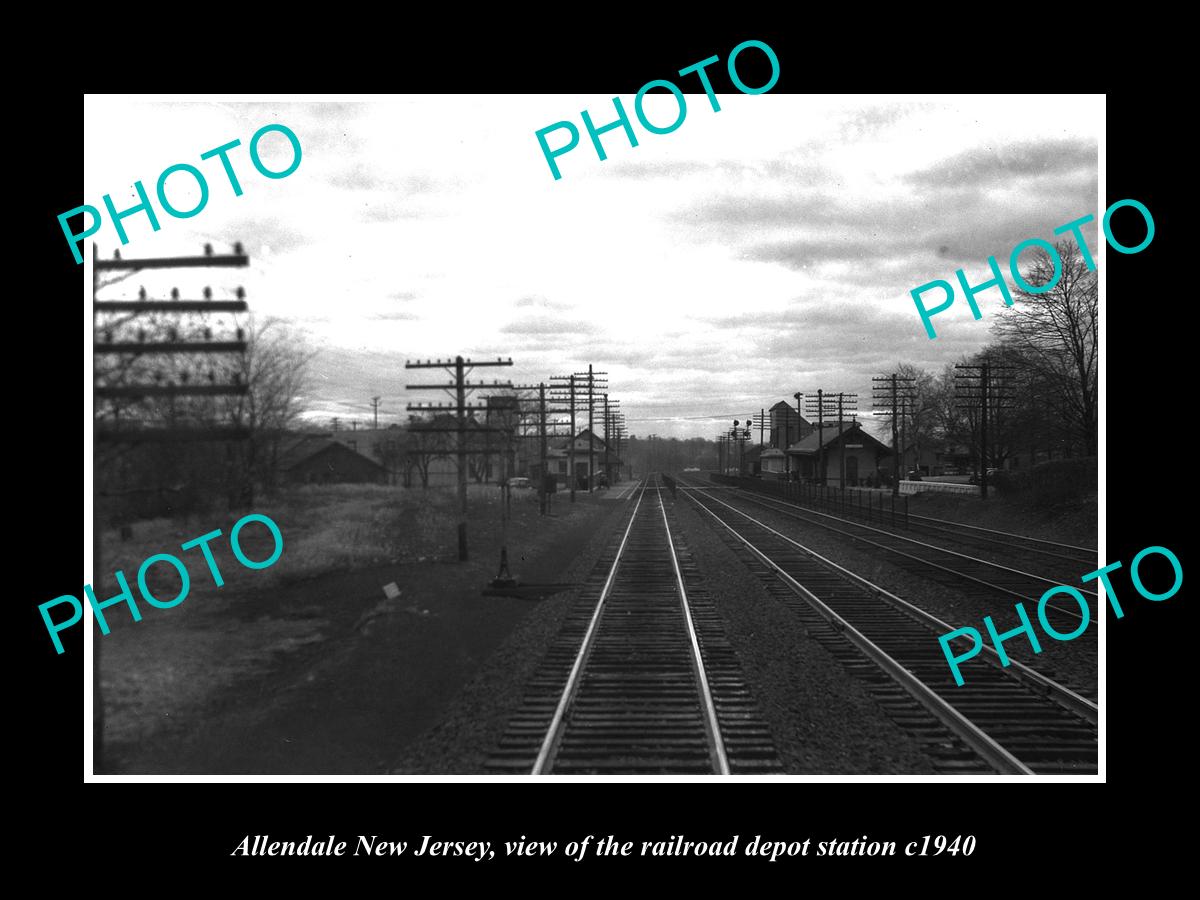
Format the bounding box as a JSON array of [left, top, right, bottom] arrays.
[[982, 364, 988, 498], [603, 393, 610, 484], [550, 374, 577, 502], [609, 410, 626, 480], [93, 242, 251, 773], [551, 368, 607, 496], [372, 396, 381, 430], [838, 394, 845, 487], [873, 373, 916, 496], [787, 396, 801, 478], [816, 391, 825, 483], [406, 355, 513, 557], [807, 389, 825, 483], [569, 376, 576, 500], [456, 357, 466, 511], [836, 393, 859, 488], [540, 384, 549, 512], [955, 362, 1014, 500], [602, 395, 620, 485], [570, 365, 606, 491], [893, 377, 901, 486], [804, 390, 840, 485], [588, 365, 594, 491], [513, 381, 571, 516]]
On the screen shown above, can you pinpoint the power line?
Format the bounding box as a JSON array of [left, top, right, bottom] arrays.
[[406, 355, 513, 560]]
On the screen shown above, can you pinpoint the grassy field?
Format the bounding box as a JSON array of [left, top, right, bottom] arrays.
[[100, 481, 533, 589], [93, 480, 592, 769]]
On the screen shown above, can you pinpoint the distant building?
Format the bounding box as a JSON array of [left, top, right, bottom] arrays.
[[769, 401, 811, 450], [328, 426, 406, 481], [279, 435, 388, 484], [759, 447, 788, 478], [786, 421, 891, 487], [544, 428, 620, 488]]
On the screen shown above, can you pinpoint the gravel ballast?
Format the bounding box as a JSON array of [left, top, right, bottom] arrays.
[[684, 485, 1097, 704], [668, 493, 938, 774]]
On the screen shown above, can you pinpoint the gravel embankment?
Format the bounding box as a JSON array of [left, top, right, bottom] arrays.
[[388, 496, 632, 774]]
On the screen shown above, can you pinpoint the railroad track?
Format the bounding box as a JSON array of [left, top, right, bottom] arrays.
[[681, 479, 1096, 626], [720, 480, 1096, 572], [486, 477, 779, 775], [679, 484, 1098, 775], [904, 510, 1096, 570]]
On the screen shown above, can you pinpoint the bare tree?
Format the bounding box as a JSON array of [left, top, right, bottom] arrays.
[[225, 317, 316, 499], [991, 240, 1098, 456], [877, 363, 939, 472], [405, 415, 450, 488]]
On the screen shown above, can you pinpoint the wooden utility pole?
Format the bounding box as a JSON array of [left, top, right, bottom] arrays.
[[540, 384, 549, 513], [873, 373, 916, 496], [588, 365, 594, 490], [512, 381, 571, 515], [406, 355, 513, 557], [804, 390, 838, 485], [609, 409, 626, 480], [567, 375, 575, 501], [93, 242, 250, 774], [550, 367, 607, 496], [955, 362, 1014, 500], [601, 395, 621, 484], [816, 391, 825, 483], [372, 396, 381, 430], [835, 393, 858, 488]]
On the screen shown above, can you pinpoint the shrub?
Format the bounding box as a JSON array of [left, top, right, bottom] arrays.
[[993, 458, 1097, 507]]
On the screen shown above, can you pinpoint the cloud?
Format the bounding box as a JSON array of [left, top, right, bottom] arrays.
[[329, 165, 439, 194], [514, 294, 570, 311], [500, 316, 597, 337], [679, 142, 1097, 298], [905, 139, 1097, 189]]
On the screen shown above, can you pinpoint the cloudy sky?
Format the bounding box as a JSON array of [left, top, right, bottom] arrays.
[[84, 95, 1102, 438]]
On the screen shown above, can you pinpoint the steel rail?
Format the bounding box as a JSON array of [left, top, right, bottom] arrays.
[[656, 483, 730, 775], [718, 487, 1095, 622], [681, 486, 1036, 775], [907, 510, 1097, 557], [686, 484, 1097, 725], [531, 480, 648, 774]]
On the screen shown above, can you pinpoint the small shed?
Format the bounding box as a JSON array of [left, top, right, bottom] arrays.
[[759, 448, 788, 478]]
